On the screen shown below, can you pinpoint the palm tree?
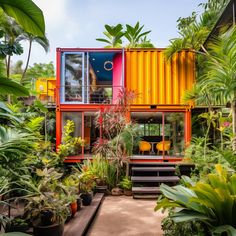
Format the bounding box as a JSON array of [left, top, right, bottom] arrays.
[[96, 24, 124, 48], [200, 27, 236, 149], [165, 0, 228, 60], [0, 12, 23, 78], [16, 33, 49, 84], [125, 22, 152, 48]]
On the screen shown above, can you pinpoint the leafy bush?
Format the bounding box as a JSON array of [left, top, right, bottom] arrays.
[[58, 120, 84, 157], [161, 210, 206, 236], [119, 176, 132, 190], [155, 165, 236, 236]]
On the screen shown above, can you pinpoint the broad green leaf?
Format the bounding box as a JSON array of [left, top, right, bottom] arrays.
[[96, 38, 111, 44], [172, 210, 213, 223], [0, 78, 29, 96], [0, 112, 21, 123], [213, 225, 236, 236], [230, 175, 236, 194], [0, 0, 45, 37], [155, 197, 181, 211]]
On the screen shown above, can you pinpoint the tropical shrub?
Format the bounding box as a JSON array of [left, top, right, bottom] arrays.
[[93, 89, 140, 183], [119, 176, 132, 190], [161, 209, 206, 236], [155, 165, 236, 235], [58, 120, 84, 158], [82, 155, 109, 186]]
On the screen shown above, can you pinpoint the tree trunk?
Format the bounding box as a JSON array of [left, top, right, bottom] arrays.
[[6, 55, 11, 78], [7, 55, 11, 103], [21, 40, 32, 84]]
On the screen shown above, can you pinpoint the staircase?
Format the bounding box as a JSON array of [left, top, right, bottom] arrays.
[[131, 163, 180, 199]]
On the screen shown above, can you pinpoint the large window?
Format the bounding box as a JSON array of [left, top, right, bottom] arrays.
[[61, 52, 85, 103], [131, 111, 185, 156]]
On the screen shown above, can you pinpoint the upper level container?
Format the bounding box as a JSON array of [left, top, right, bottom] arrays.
[[125, 49, 195, 105], [57, 48, 124, 105]]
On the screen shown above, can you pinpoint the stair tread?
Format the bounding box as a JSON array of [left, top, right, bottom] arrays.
[[132, 167, 176, 172], [132, 187, 161, 193], [131, 176, 179, 182], [130, 162, 179, 165], [133, 194, 158, 199]]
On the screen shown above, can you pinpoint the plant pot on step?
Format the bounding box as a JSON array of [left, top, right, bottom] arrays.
[[77, 198, 82, 211], [81, 192, 93, 206], [70, 201, 77, 217], [33, 223, 64, 236]]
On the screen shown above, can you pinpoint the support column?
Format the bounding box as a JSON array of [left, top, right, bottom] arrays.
[[56, 108, 61, 151], [185, 109, 192, 146]]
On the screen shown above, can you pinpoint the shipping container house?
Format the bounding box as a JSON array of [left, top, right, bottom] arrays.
[[56, 48, 195, 162]]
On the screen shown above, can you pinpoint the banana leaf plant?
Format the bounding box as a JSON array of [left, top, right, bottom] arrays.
[[155, 164, 236, 236], [0, 0, 45, 37]]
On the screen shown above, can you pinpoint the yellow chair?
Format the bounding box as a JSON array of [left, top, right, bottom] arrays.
[[139, 141, 151, 155], [156, 141, 171, 155]]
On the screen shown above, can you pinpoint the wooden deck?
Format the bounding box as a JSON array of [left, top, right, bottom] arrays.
[[63, 193, 104, 236], [64, 154, 185, 163]]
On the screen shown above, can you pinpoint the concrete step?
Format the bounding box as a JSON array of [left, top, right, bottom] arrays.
[[132, 167, 176, 172], [132, 187, 161, 194], [131, 176, 180, 183]]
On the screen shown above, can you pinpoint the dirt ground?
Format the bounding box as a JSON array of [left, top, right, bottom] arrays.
[[87, 195, 166, 236]]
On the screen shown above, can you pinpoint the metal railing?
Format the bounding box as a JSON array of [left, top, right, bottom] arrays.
[[58, 85, 123, 104]]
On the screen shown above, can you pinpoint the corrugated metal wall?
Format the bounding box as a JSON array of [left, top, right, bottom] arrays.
[[125, 49, 195, 105]]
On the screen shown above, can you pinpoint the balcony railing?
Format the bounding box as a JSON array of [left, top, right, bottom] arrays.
[[58, 85, 122, 104]]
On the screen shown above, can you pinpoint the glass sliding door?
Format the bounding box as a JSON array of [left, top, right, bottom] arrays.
[[61, 52, 86, 103], [164, 113, 185, 157], [84, 112, 98, 154], [131, 111, 185, 157], [61, 112, 82, 155]]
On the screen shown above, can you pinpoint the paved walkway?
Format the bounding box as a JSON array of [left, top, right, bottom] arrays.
[[87, 196, 166, 236]]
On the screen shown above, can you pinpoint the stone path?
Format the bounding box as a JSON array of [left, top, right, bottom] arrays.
[[87, 196, 166, 236]]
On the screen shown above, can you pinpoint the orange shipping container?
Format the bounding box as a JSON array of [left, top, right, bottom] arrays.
[[125, 49, 195, 105]]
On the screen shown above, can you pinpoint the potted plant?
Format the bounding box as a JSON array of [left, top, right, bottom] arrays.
[[78, 170, 95, 206], [82, 156, 109, 193], [62, 174, 80, 216], [66, 195, 78, 217], [22, 167, 70, 236], [119, 176, 132, 196], [5, 217, 29, 233]]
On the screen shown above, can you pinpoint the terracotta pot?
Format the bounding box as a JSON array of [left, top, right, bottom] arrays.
[[70, 201, 77, 217]]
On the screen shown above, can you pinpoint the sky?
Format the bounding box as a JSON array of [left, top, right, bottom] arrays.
[[13, 0, 207, 68]]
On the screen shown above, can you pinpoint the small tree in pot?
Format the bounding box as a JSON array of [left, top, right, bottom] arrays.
[[119, 176, 132, 196]]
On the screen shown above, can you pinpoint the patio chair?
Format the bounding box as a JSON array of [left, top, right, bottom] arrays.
[[156, 141, 171, 155], [139, 141, 151, 155]]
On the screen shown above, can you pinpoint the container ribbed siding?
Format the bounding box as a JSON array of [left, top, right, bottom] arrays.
[[125, 50, 195, 105]]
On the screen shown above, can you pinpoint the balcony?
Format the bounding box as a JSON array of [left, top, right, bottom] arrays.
[[59, 85, 122, 104]]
